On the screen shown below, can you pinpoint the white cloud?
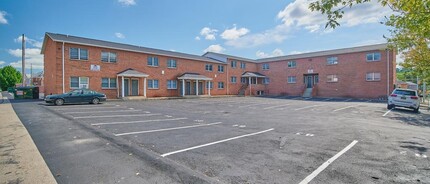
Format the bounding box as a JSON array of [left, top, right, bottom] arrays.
[[118, 0, 136, 6], [204, 44, 225, 53], [256, 48, 284, 58], [8, 48, 44, 69], [0, 11, 7, 24], [195, 36, 201, 41], [14, 35, 43, 48], [225, 24, 290, 48], [115, 32, 125, 39], [220, 25, 250, 40], [200, 27, 218, 40], [0, 61, 5, 66]]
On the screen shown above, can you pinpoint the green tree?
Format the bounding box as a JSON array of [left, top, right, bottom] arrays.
[[0, 66, 22, 91], [309, 0, 430, 82]]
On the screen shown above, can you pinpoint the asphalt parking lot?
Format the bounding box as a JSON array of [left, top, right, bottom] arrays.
[[13, 96, 430, 183]]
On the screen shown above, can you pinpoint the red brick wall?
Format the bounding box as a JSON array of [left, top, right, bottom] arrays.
[[226, 59, 258, 95], [43, 38, 59, 96]]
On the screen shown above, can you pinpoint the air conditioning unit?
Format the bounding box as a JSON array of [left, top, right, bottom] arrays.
[[79, 84, 88, 89]]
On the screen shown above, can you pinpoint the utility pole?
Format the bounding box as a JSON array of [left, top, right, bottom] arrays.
[[22, 34, 26, 87], [30, 63, 33, 86]]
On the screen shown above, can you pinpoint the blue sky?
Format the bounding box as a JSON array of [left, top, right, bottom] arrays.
[[0, 0, 393, 74]]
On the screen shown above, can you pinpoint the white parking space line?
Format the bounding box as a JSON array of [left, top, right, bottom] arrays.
[[299, 140, 358, 184], [382, 109, 392, 117], [64, 109, 141, 114], [333, 105, 357, 112], [294, 105, 324, 111], [114, 122, 223, 136], [343, 98, 352, 102], [263, 104, 291, 110], [73, 113, 162, 119], [238, 103, 266, 108], [91, 117, 188, 126], [161, 128, 274, 157]]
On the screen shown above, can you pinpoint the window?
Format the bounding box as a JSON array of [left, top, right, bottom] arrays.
[[366, 72, 381, 81], [231, 61, 237, 68], [101, 52, 117, 63], [147, 56, 159, 66], [262, 63, 270, 70], [288, 76, 296, 83], [70, 48, 88, 60], [240, 62, 246, 69], [366, 53, 381, 62], [148, 79, 159, 89], [167, 80, 177, 89], [250, 78, 257, 84], [70, 77, 89, 88], [167, 59, 177, 68], [231, 76, 237, 83], [205, 64, 213, 71], [263, 78, 270, 84], [102, 78, 117, 88], [327, 75, 338, 82], [206, 81, 213, 89], [218, 65, 224, 72], [327, 57, 338, 65], [241, 77, 247, 84], [218, 82, 224, 89], [288, 61, 296, 68]]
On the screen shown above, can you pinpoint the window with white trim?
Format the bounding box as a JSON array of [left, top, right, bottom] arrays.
[[167, 59, 177, 68], [101, 52, 117, 63], [287, 76, 296, 83], [167, 80, 177, 89], [205, 64, 213, 71], [262, 63, 269, 70], [70, 77, 89, 89], [366, 72, 381, 81], [366, 53, 381, 62], [147, 56, 159, 66], [218, 82, 224, 89], [231, 76, 237, 83], [327, 74, 338, 82], [231, 61, 237, 68], [327, 57, 338, 65], [148, 79, 159, 89], [70, 48, 88, 60], [288, 61, 296, 68], [218, 65, 224, 73], [102, 78, 117, 89], [263, 78, 270, 84], [240, 62, 246, 69]]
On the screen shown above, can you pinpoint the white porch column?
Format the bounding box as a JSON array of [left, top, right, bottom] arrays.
[[248, 77, 251, 96], [208, 81, 211, 96], [256, 77, 258, 84], [196, 80, 199, 96], [121, 76, 125, 98], [116, 76, 119, 98], [143, 78, 147, 97], [182, 79, 185, 96]]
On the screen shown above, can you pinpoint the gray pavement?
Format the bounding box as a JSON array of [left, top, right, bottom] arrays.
[[8, 96, 430, 183]]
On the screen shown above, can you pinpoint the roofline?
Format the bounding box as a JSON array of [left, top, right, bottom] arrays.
[[42, 32, 225, 64], [255, 43, 390, 63], [203, 52, 256, 62]]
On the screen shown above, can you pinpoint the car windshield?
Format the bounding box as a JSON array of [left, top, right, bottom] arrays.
[[393, 90, 416, 96]]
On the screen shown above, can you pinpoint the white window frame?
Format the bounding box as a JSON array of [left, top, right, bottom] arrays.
[[262, 63, 269, 70], [70, 48, 88, 60], [366, 53, 381, 62], [231, 76, 237, 83], [240, 62, 246, 69], [263, 78, 270, 84], [218, 82, 224, 89], [327, 57, 338, 65], [147, 56, 159, 67], [148, 79, 159, 89], [167, 80, 177, 89], [70, 76, 89, 89], [218, 65, 224, 73], [366, 72, 381, 81], [101, 52, 117, 63], [167, 59, 177, 68], [231, 61, 237, 68], [205, 64, 213, 71], [287, 76, 296, 83], [288, 61, 296, 68], [327, 74, 338, 82], [101, 77, 117, 89]]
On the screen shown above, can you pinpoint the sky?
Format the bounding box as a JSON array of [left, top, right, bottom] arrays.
[[0, 0, 395, 74]]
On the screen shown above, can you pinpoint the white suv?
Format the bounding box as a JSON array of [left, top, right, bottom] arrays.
[[387, 88, 420, 113]]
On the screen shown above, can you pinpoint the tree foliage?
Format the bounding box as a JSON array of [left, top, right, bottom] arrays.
[[0, 66, 22, 91], [309, 0, 430, 82]]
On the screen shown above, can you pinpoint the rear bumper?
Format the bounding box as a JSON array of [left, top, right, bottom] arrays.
[[388, 101, 419, 109]]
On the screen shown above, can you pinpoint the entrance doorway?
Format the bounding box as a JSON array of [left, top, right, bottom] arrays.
[[304, 74, 319, 88], [131, 79, 139, 96], [124, 79, 130, 96]]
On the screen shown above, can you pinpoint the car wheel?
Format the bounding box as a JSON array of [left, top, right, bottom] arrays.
[[55, 99, 64, 106], [91, 98, 100, 104], [413, 107, 419, 113], [387, 104, 394, 109]]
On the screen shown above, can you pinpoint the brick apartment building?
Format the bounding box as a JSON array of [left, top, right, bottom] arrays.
[[41, 32, 396, 99]]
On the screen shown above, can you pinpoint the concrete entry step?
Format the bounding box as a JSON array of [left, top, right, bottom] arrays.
[[302, 88, 313, 98]]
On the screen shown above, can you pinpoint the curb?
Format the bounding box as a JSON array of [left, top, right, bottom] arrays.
[[0, 92, 57, 184]]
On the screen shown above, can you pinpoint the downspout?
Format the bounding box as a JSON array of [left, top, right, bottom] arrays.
[[62, 42, 65, 93], [386, 49, 390, 96], [226, 62, 229, 95]]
